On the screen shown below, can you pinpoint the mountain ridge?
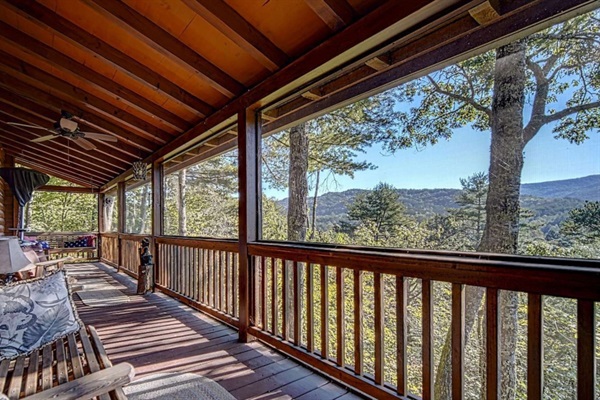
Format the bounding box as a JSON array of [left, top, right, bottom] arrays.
[[275, 174, 598, 230]]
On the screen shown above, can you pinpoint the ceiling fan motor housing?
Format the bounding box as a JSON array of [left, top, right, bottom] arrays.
[[59, 118, 78, 133]]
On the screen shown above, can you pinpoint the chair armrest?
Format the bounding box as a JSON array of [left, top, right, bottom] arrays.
[[21, 362, 134, 400], [35, 257, 74, 267]]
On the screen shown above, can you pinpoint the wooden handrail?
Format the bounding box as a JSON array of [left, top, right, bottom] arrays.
[[248, 243, 600, 301]]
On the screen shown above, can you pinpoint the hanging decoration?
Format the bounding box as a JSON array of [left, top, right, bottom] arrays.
[[132, 160, 148, 181]]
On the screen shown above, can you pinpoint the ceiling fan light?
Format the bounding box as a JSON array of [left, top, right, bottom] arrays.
[[59, 118, 78, 132]]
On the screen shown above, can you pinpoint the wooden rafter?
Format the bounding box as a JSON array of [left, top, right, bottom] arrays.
[[12, 157, 100, 188], [0, 75, 155, 157], [0, 96, 136, 168], [85, 0, 245, 98], [2, 0, 214, 117], [0, 50, 170, 145], [305, 0, 355, 31], [181, 0, 289, 71], [0, 21, 189, 133]]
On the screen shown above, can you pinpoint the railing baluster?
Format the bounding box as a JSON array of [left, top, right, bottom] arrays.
[[225, 252, 230, 315], [354, 270, 362, 375], [321, 264, 329, 360], [282, 260, 289, 341], [294, 261, 301, 346], [307, 263, 314, 353], [233, 254, 238, 318], [336, 266, 345, 367], [397, 276, 407, 396], [485, 288, 500, 400], [452, 283, 465, 400], [577, 300, 595, 400], [261, 257, 267, 330], [192, 247, 198, 301], [374, 272, 383, 384], [220, 251, 225, 312], [528, 293, 543, 400], [272, 258, 278, 336], [214, 250, 219, 309], [422, 279, 433, 399]]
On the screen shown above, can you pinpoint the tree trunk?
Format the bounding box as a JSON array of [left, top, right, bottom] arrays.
[[178, 169, 187, 236], [309, 169, 320, 240], [287, 123, 309, 241], [138, 185, 149, 234], [434, 41, 526, 400]]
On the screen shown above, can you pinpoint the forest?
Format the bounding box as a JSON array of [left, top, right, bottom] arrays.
[[24, 10, 599, 400]]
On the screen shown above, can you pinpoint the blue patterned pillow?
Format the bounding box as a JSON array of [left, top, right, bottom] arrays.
[[0, 270, 81, 360]]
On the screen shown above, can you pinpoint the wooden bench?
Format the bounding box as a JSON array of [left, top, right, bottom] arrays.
[[27, 233, 98, 262], [0, 326, 134, 400]]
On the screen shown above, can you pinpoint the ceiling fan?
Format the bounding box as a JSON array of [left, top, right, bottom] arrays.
[[5, 111, 118, 150]]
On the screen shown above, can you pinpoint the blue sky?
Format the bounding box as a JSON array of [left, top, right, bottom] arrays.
[[264, 125, 600, 199]]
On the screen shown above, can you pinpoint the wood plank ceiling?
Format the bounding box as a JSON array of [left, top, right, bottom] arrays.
[[0, 0, 593, 188]]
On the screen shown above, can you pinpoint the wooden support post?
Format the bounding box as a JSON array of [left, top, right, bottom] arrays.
[[238, 108, 260, 343], [97, 192, 104, 260], [151, 160, 163, 291], [117, 181, 125, 272]]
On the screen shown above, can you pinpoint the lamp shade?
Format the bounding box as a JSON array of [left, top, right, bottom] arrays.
[[0, 238, 35, 274]]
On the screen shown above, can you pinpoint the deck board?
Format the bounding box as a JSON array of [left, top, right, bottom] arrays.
[[68, 263, 366, 400]]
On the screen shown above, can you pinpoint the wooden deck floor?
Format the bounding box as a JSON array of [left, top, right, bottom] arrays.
[[68, 263, 366, 400]]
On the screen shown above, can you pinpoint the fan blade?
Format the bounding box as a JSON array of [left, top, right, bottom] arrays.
[[71, 137, 96, 150], [6, 122, 49, 131], [32, 135, 57, 143], [81, 132, 118, 142]]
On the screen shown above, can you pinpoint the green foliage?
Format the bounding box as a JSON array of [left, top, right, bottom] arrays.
[[163, 151, 238, 238], [346, 182, 407, 242], [560, 201, 600, 243], [27, 190, 97, 232]]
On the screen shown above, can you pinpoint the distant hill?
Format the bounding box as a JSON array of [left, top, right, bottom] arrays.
[[521, 175, 600, 201], [276, 175, 597, 230]]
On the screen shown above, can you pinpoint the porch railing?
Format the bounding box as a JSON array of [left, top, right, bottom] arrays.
[[119, 234, 145, 277], [247, 242, 599, 400], [100, 232, 118, 267], [155, 237, 240, 328], [98, 233, 599, 399]]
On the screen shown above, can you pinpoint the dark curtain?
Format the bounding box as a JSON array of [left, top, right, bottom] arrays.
[[0, 168, 50, 206]]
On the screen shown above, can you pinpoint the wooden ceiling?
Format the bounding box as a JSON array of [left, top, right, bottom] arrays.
[[0, 0, 595, 189]]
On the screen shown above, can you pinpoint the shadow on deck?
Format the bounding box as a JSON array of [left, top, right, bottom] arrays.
[[67, 263, 364, 400]]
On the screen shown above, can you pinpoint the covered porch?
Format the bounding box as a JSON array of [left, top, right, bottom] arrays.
[[70, 262, 359, 400], [0, 0, 599, 399]]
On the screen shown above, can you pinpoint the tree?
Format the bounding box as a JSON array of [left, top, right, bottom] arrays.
[[347, 182, 407, 242], [262, 93, 399, 240], [390, 11, 600, 400], [561, 201, 600, 243]]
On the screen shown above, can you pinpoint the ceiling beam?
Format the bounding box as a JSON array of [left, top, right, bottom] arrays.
[[129, 0, 438, 170], [0, 50, 170, 145], [305, 0, 355, 31], [0, 75, 156, 157], [0, 94, 137, 167], [38, 185, 99, 194], [164, 136, 238, 175], [1, 142, 108, 186], [181, 0, 289, 71], [85, 0, 245, 98], [263, 0, 595, 134], [0, 132, 115, 181], [11, 156, 101, 188], [2, 0, 214, 117], [0, 119, 122, 175], [0, 123, 122, 176], [0, 21, 189, 133]]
